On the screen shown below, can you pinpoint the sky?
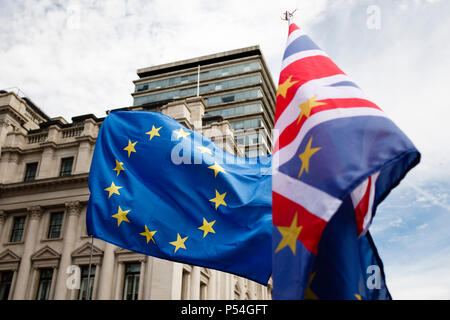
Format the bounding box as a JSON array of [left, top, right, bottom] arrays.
[[1, 0, 449, 299]]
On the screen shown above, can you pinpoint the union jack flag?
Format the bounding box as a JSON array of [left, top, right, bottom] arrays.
[[272, 22, 420, 299]]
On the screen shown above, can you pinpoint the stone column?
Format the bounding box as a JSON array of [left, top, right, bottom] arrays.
[[37, 147, 55, 179], [0, 119, 11, 155], [0, 210, 6, 240], [190, 266, 201, 300], [97, 242, 115, 300], [13, 206, 42, 300], [73, 140, 92, 174], [185, 97, 205, 130], [53, 201, 81, 299]]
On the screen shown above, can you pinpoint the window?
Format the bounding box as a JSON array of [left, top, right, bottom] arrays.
[[36, 268, 53, 300], [205, 89, 263, 106], [0, 271, 14, 300], [205, 103, 263, 119], [229, 118, 263, 131], [221, 95, 235, 103], [133, 61, 262, 96], [47, 212, 64, 239], [24, 162, 38, 182], [78, 265, 96, 300], [10, 216, 26, 243], [59, 157, 74, 176], [123, 263, 140, 300]]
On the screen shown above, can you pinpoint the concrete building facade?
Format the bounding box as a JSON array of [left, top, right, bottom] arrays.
[[132, 45, 276, 158]]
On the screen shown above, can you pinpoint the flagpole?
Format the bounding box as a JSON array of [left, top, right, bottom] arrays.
[[196, 64, 200, 97], [86, 235, 94, 300], [281, 9, 297, 24]]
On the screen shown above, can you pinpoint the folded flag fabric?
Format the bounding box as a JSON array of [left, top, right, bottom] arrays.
[[86, 111, 272, 284], [272, 22, 420, 299]]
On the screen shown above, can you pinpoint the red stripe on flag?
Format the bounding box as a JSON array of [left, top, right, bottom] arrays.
[[355, 176, 372, 235], [275, 56, 345, 120], [288, 23, 300, 35], [274, 98, 382, 153], [273, 191, 327, 254]]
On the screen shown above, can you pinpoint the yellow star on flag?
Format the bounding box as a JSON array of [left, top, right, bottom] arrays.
[[275, 212, 303, 255], [139, 225, 157, 244], [208, 162, 226, 178], [298, 136, 321, 179], [209, 189, 227, 210], [277, 75, 298, 98], [297, 95, 326, 124], [146, 125, 162, 141], [198, 218, 216, 238], [304, 271, 319, 300], [113, 159, 125, 176], [169, 233, 188, 253], [111, 206, 130, 227], [197, 145, 212, 155], [104, 181, 123, 199], [123, 140, 137, 157], [173, 127, 191, 139]]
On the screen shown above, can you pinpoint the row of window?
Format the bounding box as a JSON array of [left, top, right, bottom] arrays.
[[204, 102, 263, 119], [135, 61, 262, 92], [133, 75, 262, 106], [229, 117, 266, 131], [24, 156, 74, 182], [9, 212, 65, 243], [204, 88, 263, 107], [0, 263, 138, 300]]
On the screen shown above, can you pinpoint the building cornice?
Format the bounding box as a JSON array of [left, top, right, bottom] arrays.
[[0, 173, 89, 194]]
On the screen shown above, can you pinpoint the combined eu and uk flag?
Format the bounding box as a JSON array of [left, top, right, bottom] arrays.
[[86, 21, 420, 299]]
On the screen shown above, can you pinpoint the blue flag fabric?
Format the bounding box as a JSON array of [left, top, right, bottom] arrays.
[[272, 22, 421, 299], [305, 198, 391, 300], [86, 111, 272, 284]]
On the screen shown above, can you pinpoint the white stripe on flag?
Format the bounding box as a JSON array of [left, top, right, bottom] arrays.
[[281, 49, 328, 71], [285, 29, 306, 48], [273, 170, 342, 222], [275, 108, 388, 166], [361, 171, 380, 236], [274, 74, 368, 137]]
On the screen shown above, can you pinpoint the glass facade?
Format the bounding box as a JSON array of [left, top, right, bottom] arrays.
[[133, 75, 262, 106], [135, 61, 261, 93], [205, 103, 263, 119], [229, 118, 265, 131], [204, 89, 263, 107]]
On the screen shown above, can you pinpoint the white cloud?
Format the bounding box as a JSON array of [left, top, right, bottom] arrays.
[[385, 251, 450, 299], [0, 0, 328, 120]]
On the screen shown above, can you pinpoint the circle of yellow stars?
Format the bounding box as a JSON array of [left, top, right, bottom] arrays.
[[104, 123, 229, 255]]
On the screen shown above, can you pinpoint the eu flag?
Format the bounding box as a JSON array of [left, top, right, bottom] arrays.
[[86, 111, 272, 284]]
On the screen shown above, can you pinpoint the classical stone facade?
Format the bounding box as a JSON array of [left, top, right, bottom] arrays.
[[0, 91, 272, 300]]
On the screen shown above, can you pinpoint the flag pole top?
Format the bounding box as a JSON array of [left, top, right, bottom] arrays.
[[281, 9, 297, 23]]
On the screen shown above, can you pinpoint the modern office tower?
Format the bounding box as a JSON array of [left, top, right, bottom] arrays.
[[132, 45, 277, 157]]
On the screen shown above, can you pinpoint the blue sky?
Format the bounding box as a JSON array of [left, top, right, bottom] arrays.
[[0, 0, 449, 299]]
